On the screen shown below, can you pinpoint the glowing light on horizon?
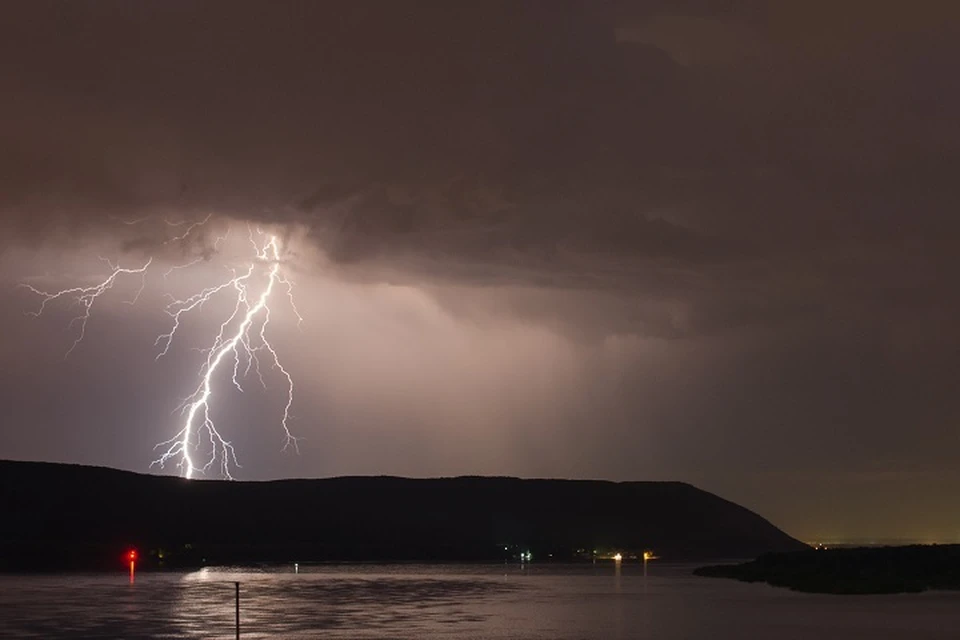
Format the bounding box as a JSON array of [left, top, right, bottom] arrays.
[[643, 549, 657, 577], [20, 218, 302, 480], [128, 548, 137, 584]]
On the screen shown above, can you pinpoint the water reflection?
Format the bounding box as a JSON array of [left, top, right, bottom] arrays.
[[172, 566, 520, 638], [1, 564, 959, 639]]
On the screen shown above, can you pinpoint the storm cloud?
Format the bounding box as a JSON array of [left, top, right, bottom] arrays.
[[1, 1, 959, 542]]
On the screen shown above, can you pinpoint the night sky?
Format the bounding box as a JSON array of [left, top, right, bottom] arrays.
[[1, 1, 959, 544]]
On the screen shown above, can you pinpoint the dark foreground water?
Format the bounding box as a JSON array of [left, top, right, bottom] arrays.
[[1, 563, 958, 639]]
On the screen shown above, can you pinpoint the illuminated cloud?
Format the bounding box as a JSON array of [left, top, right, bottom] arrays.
[[1, 1, 959, 541]]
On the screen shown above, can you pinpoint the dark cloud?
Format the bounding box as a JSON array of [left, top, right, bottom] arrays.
[[2, 1, 959, 541]]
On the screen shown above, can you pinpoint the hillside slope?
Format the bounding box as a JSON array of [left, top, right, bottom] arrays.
[[0, 460, 807, 569]]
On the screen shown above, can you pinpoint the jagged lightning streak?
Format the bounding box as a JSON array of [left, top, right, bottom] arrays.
[[19, 257, 153, 357], [152, 233, 299, 479], [21, 219, 301, 479]]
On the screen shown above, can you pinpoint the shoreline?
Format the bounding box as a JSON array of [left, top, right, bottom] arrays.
[[695, 544, 960, 594]]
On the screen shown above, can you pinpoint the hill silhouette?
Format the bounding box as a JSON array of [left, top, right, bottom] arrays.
[[0, 460, 806, 570]]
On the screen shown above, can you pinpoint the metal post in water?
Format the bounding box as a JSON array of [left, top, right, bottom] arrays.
[[235, 581, 240, 639]]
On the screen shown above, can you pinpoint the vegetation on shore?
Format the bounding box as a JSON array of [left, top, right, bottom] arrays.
[[695, 545, 960, 594]]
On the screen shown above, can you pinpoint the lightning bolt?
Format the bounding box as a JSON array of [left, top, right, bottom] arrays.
[[164, 213, 213, 245], [152, 232, 299, 479], [19, 257, 153, 357], [21, 220, 301, 479]]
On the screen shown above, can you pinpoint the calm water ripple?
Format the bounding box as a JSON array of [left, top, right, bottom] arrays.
[[1, 564, 959, 639]]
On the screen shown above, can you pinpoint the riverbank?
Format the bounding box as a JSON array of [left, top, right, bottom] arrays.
[[695, 544, 960, 594]]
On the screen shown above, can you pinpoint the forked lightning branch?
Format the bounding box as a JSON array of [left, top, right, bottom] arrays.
[[20, 220, 301, 479]]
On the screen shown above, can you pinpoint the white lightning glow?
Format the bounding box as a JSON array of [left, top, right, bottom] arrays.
[[153, 232, 299, 479], [20, 257, 153, 357], [21, 219, 301, 479]]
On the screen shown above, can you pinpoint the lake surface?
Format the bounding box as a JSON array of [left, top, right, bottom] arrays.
[[1, 563, 958, 639]]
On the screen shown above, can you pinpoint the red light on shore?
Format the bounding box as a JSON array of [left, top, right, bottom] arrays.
[[127, 549, 138, 584]]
